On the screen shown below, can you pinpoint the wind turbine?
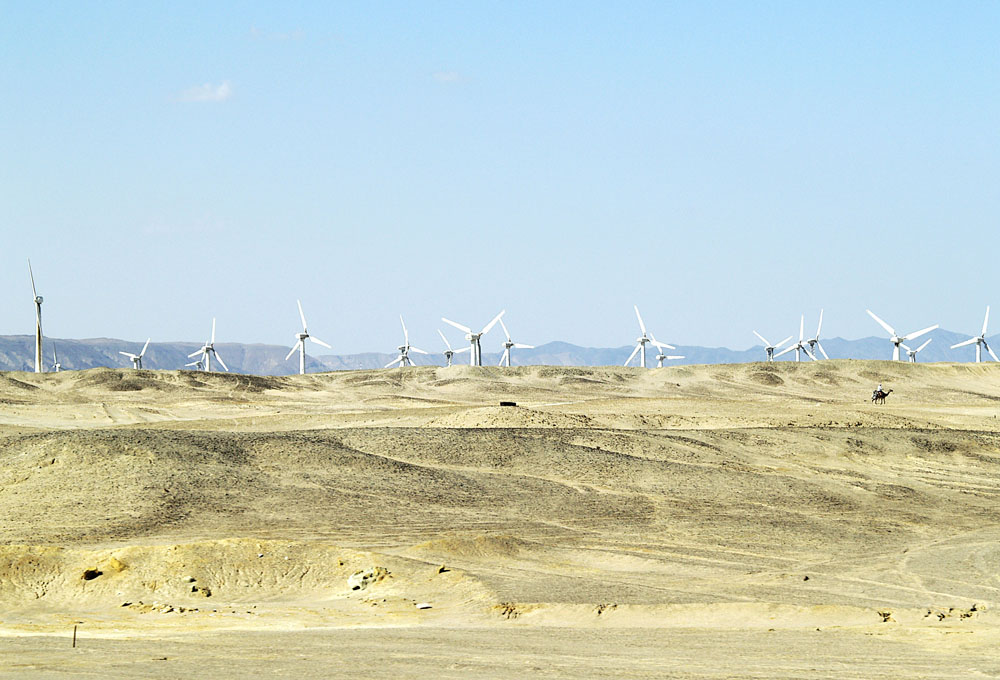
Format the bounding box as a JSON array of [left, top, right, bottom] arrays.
[[441, 310, 505, 366], [385, 316, 429, 368], [806, 309, 830, 360], [950, 307, 998, 363], [624, 305, 654, 368], [651, 335, 684, 367], [285, 300, 331, 374], [902, 338, 932, 363], [28, 259, 43, 373], [188, 318, 228, 372], [866, 310, 938, 362], [752, 330, 793, 362], [51, 343, 61, 373], [120, 338, 151, 370], [497, 318, 534, 367], [437, 329, 470, 367], [774, 316, 816, 362]]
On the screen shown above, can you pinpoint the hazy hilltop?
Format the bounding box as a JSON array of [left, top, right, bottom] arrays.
[[0, 329, 991, 374]]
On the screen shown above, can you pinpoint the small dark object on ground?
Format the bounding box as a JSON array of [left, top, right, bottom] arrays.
[[500, 401, 517, 407]]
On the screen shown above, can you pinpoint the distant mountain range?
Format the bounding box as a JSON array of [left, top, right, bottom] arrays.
[[0, 329, 993, 375]]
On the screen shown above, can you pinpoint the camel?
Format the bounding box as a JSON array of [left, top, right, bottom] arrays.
[[872, 388, 893, 405]]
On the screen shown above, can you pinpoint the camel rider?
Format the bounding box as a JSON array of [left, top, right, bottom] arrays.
[[877, 382, 882, 394]]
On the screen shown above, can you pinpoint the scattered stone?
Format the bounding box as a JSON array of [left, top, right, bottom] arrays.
[[108, 557, 126, 573], [416, 602, 432, 610], [437, 565, 450, 574], [81, 569, 102, 581], [348, 566, 390, 591]]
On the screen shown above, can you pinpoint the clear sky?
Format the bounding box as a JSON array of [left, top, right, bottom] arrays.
[[2, 2, 998, 354]]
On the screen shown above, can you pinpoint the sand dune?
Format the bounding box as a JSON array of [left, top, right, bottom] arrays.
[[2, 361, 1000, 676]]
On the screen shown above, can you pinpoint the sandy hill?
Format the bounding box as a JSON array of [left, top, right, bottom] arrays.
[[2, 361, 1000, 677]]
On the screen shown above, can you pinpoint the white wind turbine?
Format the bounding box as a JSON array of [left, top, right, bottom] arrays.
[[28, 259, 44, 373], [624, 305, 655, 368], [385, 316, 429, 368], [120, 338, 151, 370], [285, 300, 331, 375], [805, 309, 830, 360], [774, 316, 816, 362], [902, 338, 932, 363], [497, 318, 534, 367], [188, 318, 228, 372], [51, 342, 61, 373], [950, 306, 998, 363], [437, 329, 470, 367], [866, 309, 938, 362], [651, 334, 684, 367], [752, 330, 793, 362], [442, 310, 505, 366]]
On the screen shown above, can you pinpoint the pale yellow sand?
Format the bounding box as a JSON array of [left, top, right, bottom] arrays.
[[1, 362, 999, 677]]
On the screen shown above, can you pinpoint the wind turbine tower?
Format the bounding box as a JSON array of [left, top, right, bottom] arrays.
[[437, 330, 470, 367], [385, 316, 429, 368], [950, 307, 997, 363], [120, 338, 151, 369], [442, 310, 505, 366], [498, 318, 534, 367], [774, 316, 816, 362], [28, 259, 43, 373], [902, 338, 932, 363], [752, 330, 793, 362], [188, 318, 229, 372], [866, 310, 938, 361], [285, 300, 332, 374], [624, 305, 654, 368]]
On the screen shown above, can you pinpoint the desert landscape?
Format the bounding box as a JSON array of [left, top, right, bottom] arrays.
[[1, 360, 1000, 677]]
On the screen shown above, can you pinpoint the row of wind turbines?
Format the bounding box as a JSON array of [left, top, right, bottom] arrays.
[[21, 260, 1000, 375], [753, 308, 997, 364]]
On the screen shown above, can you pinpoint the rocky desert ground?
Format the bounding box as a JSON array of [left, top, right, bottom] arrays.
[[1, 360, 1000, 678]]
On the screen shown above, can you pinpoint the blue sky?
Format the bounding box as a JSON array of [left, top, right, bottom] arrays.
[[1, 2, 998, 353]]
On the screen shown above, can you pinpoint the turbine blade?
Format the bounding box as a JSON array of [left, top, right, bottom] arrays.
[[900, 343, 912, 353], [774, 345, 795, 358], [400, 315, 408, 344], [988, 343, 1000, 363], [481, 310, 506, 335], [27, 258, 37, 298], [916, 338, 932, 353], [634, 305, 647, 335], [410, 347, 429, 355], [799, 315, 804, 341], [804, 346, 818, 361], [984, 306, 991, 337], [752, 330, 769, 346], [624, 344, 641, 366], [384, 357, 403, 369], [297, 300, 308, 331], [214, 350, 229, 372], [499, 317, 511, 342], [667, 355, 685, 360], [309, 336, 332, 349], [514, 343, 534, 349], [285, 342, 302, 361], [903, 324, 938, 342], [817, 341, 829, 360], [498, 350, 507, 367], [211, 318, 216, 344], [188, 349, 204, 358], [442, 317, 472, 334], [816, 309, 824, 338], [866, 309, 895, 336], [775, 335, 793, 349], [139, 338, 150, 357], [119, 351, 134, 358], [454, 346, 471, 354], [951, 337, 978, 349], [438, 329, 453, 351]]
